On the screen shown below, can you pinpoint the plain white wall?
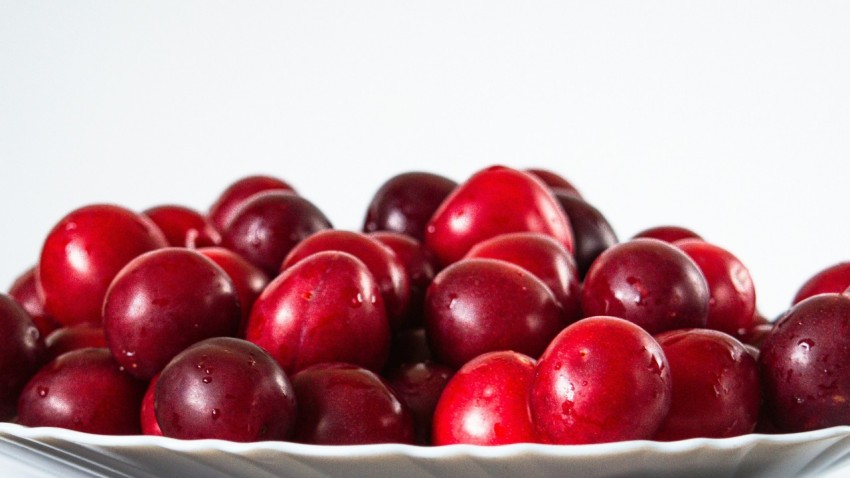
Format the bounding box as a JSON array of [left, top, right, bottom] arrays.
[[2, 1, 850, 324]]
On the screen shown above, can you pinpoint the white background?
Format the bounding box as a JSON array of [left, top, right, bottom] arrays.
[[1, 1, 850, 473]]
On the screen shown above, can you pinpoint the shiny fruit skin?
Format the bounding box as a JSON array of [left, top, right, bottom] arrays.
[[208, 175, 296, 232], [140, 373, 163, 436], [0, 294, 46, 420], [247, 251, 391, 375], [143, 204, 221, 248], [363, 172, 457, 241], [432, 351, 536, 445], [632, 225, 701, 243], [8, 266, 60, 337], [44, 323, 107, 361], [197, 247, 270, 336], [793, 262, 850, 304], [530, 316, 672, 444], [385, 361, 455, 445], [553, 192, 618, 279], [39, 204, 168, 326]]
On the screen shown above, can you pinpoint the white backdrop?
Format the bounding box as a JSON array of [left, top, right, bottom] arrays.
[[2, 0, 850, 476]]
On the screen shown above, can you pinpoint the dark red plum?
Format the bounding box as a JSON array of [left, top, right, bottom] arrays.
[[793, 262, 850, 304], [0, 294, 46, 420], [44, 323, 107, 361], [208, 175, 296, 232], [8, 266, 60, 337], [363, 172, 457, 241], [198, 247, 270, 336], [552, 192, 618, 279], [385, 361, 454, 445]]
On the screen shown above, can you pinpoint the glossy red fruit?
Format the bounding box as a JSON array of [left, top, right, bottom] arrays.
[[464, 232, 582, 325], [793, 262, 850, 304], [370, 232, 440, 328], [425, 165, 574, 266], [39, 204, 168, 326], [530, 316, 672, 444], [143, 204, 221, 248], [653, 329, 761, 441], [425, 258, 562, 369], [363, 172, 457, 241], [222, 191, 331, 276], [525, 168, 582, 198], [581, 239, 710, 335], [282, 230, 411, 329], [197, 247, 270, 336], [103, 248, 242, 380], [140, 373, 163, 436], [44, 323, 107, 361], [208, 175, 296, 232], [17, 348, 146, 434], [760, 294, 850, 432], [247, 251, 390, 375], [0, 294, 46, 420], [8, 266, 60, 337], [674, 239, 757, 336], [291, 363, 414, 445], [633, 225, 701, 243], [385, 361, 455, 445], [155, 337, 297, 442], [552, 192, 618, 279], [432, 351, 536, 445]]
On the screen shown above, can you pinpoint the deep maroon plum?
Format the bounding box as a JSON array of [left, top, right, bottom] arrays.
[[140, 373, 163, 436], [155, 337, 297, 442], [425, 166, 574, 266], [44, 323, 107, 361], [385, 361, 454, 445], [143, 204, 221, 248], [793, 262, 850, 304], [653, 329, 761, 441], [208, 175, 296, 232], [385, 328, 434, 371], [0, 294, 46, 420], [247, 251, 391, 375], [103, 248, 242, 380], [39, 204, 168, 326], [282, 230, 411, 329], [370, 232, 440, 328], [197, 247, 270, 336], [8, 266, 60, 337], [552, 192, 618, 278], [464, 232, 582, 325], [424, 258, 562, 369], [632, 225, 701, 243], [17, 348, 146, 434], [363, 172, 457, 241], [432, 351, 536, 445], [760, 294, 850, 432], [674, 239, 757, 336], [581, 239, 710, 335], [525, 168, 582, 198], [530, 316, 672, 444], [292, 363, 414, 445], [222, 191, 331, 276]]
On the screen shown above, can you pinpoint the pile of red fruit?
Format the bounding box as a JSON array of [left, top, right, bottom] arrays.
[[3, 165, 850, 445]]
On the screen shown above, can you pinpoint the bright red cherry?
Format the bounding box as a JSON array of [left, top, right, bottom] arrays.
[[425, 165, 574, 266], [432, 351, 536, 445], [530, 316, 672, 444], [247, 251, 391, 375], [0, 293, 46, 420], [363, 172, 457, 241], [143, 204, 221, 248], [8, 266, 60, 337], [39, 204, 168, 326], [103, 248, 242, 380], [793, 262, 850, 304], [208, 175, 296, 232], [581, 239, 710, 335]]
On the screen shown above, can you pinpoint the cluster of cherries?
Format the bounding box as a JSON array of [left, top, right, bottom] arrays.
[[2, 165, 850, 446]]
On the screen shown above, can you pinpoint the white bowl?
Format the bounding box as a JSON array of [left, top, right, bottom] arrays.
[[2, 423, 850, 478]]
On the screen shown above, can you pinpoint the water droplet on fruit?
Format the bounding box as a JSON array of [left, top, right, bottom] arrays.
[[302, 291, 314, 301], [123, 350, 136, 357], [798, 339, 814, 350], [204, 368, 212, 375], [426, 225, 436, 234], [203, 377, 212, 384], [211, 408, 221, 419], [37, 386, 48, 398], [351, 293, 364, 307], [370, 295, 377, 304]]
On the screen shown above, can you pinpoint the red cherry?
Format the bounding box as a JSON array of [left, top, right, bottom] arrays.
[[525, 168, 582, 198], [17, 348, 146, 435], [291, 363, 414, 445], [44, 323, 107, 361], [633, 225, 702, 243], [39, 204, 168, 326], [197, 247, 270, 336], [0, 293, 46, 420], [8, 266, 60, 337], [222, 191, 331, 277], [530, 316, 672, 444], [674, 239, 757, 336], [103, 248, 242, 380], [282, 230, 411, 329], [247, 251, 391, 375], [425, 258, 562, 369], [155, 337, 297, 442], [208, 175, 296, 232], [793, 262, 850, 304], [581, 238, 710, 335], [143, 204, 221, 248], [653, 329, 761, 441], [425, 165, 574, 266], [363, 172, 457, 241], [432, 351, 536, 445]]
